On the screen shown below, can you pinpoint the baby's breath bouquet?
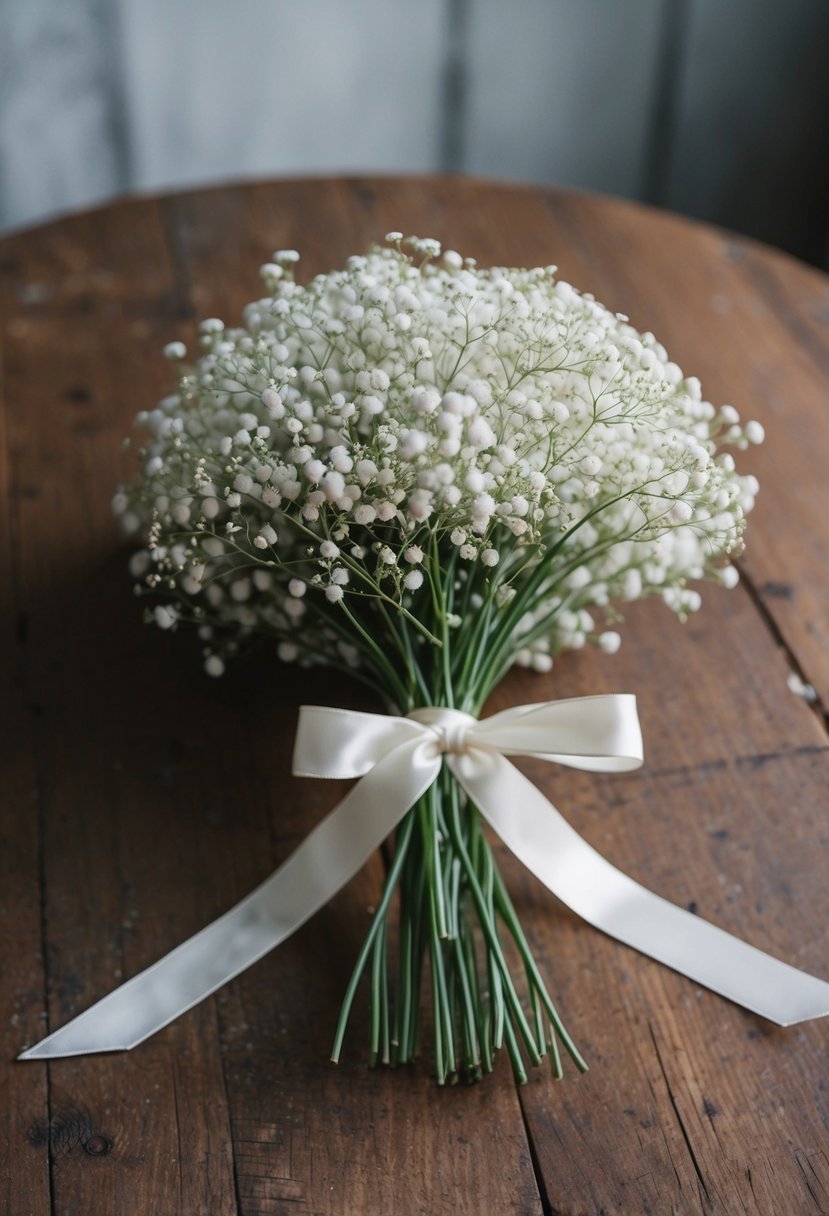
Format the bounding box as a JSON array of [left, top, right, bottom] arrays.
[[115, 235, 761, 1083]]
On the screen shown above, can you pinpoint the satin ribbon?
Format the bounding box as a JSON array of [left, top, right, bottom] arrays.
[[19, 694, 829, 1059]]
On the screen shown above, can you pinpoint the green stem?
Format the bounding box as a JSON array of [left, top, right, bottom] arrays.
[[331, 809, 415, 1064], [445, 783, 542, 1066], [491, 861, 587, 1072]]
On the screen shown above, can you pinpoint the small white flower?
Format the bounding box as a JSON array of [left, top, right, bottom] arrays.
[[304, 459, 326, 483], [400, 429, 430, 459], [128, 550, 151, 578], [154, 605, 177, 630], [407, 489, 433, 520], [329, 446, 354, 473], [623, 569, 643, 599], [356, 459, 379, 485], [411, 387, 441, 415], [404, 569, 424, 590], [261, 387, 283, 414], [354, 504, 377, 525], [467, 417, 496, 449], [670, 500, 694, 523], [472, 493, 495, 518], [284, 597, 305, 619], [325, 584, 345, 603], [322, 471, 346, 501], [230, 579, 252, 602]]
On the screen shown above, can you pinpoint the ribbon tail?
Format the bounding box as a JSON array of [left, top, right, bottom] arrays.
[[19, 741, 440, 1060], [451, 751, 829, 1026]]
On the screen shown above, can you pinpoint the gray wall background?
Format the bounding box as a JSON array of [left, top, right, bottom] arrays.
[[2, 0, 829, 265]]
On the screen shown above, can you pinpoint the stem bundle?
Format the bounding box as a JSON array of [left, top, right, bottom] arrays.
[[332, 766, 587, 1084]]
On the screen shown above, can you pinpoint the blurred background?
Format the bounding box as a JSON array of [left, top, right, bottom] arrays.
[[2, 0, 829, 265]]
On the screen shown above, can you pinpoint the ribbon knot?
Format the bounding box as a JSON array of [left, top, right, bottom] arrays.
[[408, 706, 476, 756]]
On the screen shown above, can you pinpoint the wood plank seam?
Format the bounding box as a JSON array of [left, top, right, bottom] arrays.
[[648, 1021, 711, 1210], [736, 560, 829, 736]]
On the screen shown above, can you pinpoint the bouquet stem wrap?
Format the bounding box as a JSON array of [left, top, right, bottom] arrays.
[[19, 694, 829, 1068]]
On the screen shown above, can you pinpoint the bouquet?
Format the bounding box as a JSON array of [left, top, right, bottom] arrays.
[[109, 234, 763, 1083]]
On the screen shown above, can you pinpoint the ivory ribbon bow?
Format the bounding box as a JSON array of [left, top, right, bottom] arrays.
[[19, 694, 829, 1059]]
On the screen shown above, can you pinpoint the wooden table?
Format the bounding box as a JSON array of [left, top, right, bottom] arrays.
[[2, 177, 829, 1216]]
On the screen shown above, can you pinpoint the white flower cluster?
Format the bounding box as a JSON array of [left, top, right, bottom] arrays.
[[115, 235, 761, 686]]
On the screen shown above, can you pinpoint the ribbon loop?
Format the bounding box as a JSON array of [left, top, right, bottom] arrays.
[[473, 693, 644, 771], [292, 705, 424, 779]]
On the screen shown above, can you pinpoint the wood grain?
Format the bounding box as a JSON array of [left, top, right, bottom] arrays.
[[1, 200, 237, 1215], [2, 177, 828, 1215]]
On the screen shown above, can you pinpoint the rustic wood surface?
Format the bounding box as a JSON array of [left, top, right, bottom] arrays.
[[2, 177, 829, 1216]]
